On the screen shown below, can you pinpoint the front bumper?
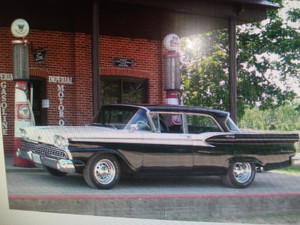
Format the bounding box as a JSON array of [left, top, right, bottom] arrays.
[[17, 148, 76, 174]]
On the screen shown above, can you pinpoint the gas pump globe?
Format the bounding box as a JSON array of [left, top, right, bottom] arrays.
[[163, 34, 180, 105]]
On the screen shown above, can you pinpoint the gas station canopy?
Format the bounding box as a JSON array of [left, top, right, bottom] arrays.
[[1, 0, 280, 39]]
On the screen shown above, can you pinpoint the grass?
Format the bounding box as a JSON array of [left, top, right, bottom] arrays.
[[275, 164, 300, 176], [272, 141, 300, 176]]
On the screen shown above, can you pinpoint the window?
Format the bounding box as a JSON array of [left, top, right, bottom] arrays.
[[100, 77, 148, 104], [186, 114, 222, 133], [225, 117, 240, 132], [124, 109, 151, 131], [93, 106, 138, 129], [151, 112, 184, 133]]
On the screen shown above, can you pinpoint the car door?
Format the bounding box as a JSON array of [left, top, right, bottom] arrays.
[[186, 113, 228, 174], [141, 112, 193, 173]]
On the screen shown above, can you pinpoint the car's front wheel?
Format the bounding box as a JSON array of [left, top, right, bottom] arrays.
[[83, 153, 120, 189], [222, 162, 256, 188]]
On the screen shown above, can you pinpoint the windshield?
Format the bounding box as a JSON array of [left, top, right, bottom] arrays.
[[124, 109, 151, 130], [225, 116, 240, 132]]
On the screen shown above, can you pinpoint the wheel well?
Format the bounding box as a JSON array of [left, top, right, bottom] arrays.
[[84, 151, 134, 174], [112, 153, 134, 174], [228, 157, 263, 167]]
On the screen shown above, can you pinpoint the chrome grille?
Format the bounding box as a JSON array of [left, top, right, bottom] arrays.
[[21, 140, 68, 159]]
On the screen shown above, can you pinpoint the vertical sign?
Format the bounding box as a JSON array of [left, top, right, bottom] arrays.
[[49, 75, 73, 126], [57, 84, 65, 126], [0, 73, 13, 135]]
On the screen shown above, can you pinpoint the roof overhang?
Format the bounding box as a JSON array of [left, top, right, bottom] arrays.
[[0, 0, 280, 39]]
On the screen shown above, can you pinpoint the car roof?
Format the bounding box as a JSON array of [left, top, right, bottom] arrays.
[[102, 104, 229, 118]]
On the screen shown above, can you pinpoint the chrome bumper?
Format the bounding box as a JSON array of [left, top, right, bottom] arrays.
[[291, 155, 300, 166], [17, 148, 76, 173]]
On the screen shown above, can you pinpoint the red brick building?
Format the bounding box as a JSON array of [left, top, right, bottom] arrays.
[[0, 0, 278, 155], [0, 28, 166, 154]]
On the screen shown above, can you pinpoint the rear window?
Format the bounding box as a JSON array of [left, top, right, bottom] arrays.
[[92, 106, 138, 129], [186, 114, 222, 133], [225, 117, 240, 132]]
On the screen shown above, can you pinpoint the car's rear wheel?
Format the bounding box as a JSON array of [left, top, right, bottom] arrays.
[[44, 166, 67, 176], [83, 153, 120, 189], [222, 162, 256, 188]]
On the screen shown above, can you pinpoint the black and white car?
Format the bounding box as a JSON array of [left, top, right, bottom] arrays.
[[17, 104, 299, 189]]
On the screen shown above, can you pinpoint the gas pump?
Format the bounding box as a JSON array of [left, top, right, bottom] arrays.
[[11, 19, 35, 166], [163, 34, 181, 105]]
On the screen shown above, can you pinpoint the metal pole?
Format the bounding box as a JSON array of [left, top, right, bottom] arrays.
[[228, 18, 237, 122], [92, 0, 100, 114]]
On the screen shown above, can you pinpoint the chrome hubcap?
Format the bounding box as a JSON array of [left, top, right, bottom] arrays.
[[233, 162, 252, 183], [94, 159, 116, 184]]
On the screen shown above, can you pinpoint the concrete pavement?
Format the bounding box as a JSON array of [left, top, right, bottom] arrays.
[[4, 154, 300, 224]]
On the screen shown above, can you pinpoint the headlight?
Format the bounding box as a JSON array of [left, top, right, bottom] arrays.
[[54, 135, 69, 150]]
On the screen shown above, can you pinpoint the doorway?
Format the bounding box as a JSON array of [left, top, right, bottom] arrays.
[[30, 78, 47, 125]]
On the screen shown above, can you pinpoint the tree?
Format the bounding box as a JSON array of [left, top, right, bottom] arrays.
[[181, 31, 229, 110], [180, 0, 299, 118]]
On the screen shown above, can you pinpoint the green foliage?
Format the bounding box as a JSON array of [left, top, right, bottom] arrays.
[[238, 103, 300, 131], [181, 31, 229, 111], [277, 164, 300, 175], [180, 0, 299, 117]]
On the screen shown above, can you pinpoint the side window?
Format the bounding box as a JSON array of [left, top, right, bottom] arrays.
[[186, 114, 221, 134], [158, 113, 183, 133]]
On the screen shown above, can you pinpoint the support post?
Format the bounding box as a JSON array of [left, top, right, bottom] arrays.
[[228, 18, 237, 122], [92, 0, 100, 114]]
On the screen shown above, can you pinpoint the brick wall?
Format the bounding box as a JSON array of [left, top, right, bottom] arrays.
[[100, 35, 164, 105], [0, 27, 165, 154]]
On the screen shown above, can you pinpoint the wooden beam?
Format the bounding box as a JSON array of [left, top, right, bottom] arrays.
[[229, 18, 237, 122], [92, 0, 100, 114]]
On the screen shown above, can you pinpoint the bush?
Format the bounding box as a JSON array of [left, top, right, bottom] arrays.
[[238, 104, 300, 131], [239, 104, 300, 152]]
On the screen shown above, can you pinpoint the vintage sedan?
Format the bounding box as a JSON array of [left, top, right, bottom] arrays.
[[17, 104, 299, 189]]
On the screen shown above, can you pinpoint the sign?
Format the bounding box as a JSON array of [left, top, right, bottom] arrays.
[[33, 49, 47, 64], [49, 75, 73, 84], [0, 73, 13, 135], [42, 99, 50, 108], [11, 19, 30, 38], [114, 58, 132, 67], [57, 85, 65, 126], [16, 103, 30, 120], [49, 75, 73, 126], [163, 34, 180, 51]]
